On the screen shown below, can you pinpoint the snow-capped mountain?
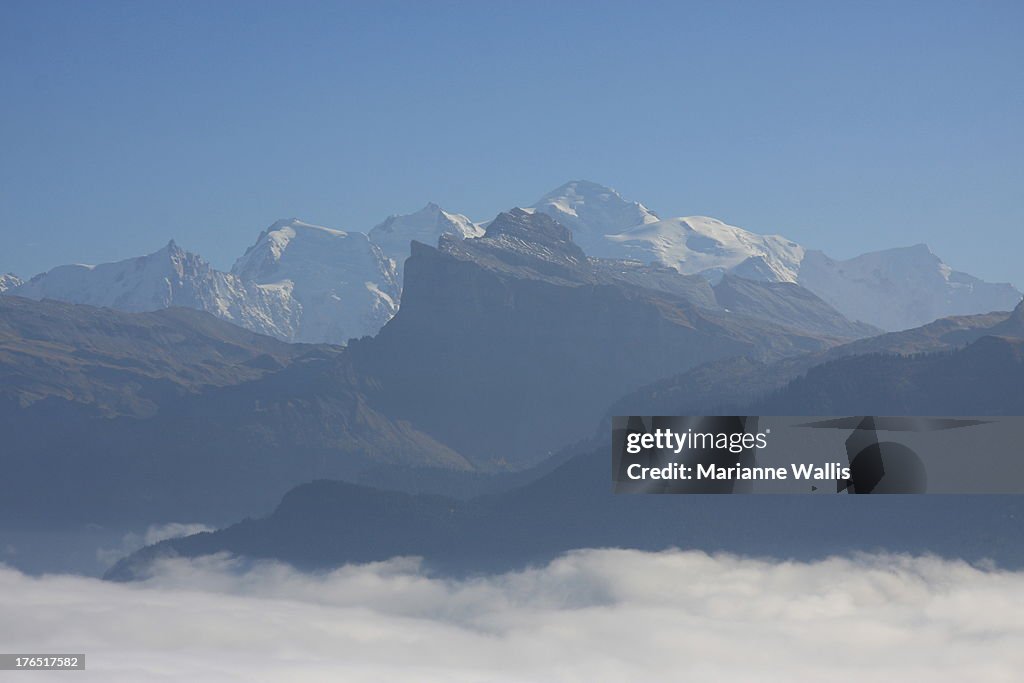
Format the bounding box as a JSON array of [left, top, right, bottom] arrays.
[[798, 245, 1023, 331], [5, 221, 402, 346], [0, 273, 22, 293], [528, 180, 659, 255], [9, 242, 297, 339], [233, 219, 399, 344], [368, 203, 482, 274], [601, 216, 806, 283], [599, 215, 1022, 331], [531, 182, 1021, 331], [4, 180, 1019, 339]]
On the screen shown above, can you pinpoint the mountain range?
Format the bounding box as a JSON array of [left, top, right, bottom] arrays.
[[530, 182, 1020, 330], [3, 182, 1019, 343], [1, 197, 1022, 582], [9, 241, 300, 340], [346, 209, 861, 469], [611, 299, 1024, 419], [0, 209, 886, 530], [108, 313, 1024, 580]]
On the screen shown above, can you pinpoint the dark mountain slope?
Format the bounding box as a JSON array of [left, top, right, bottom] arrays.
[[0, 212, 888, 526], [0, 299, 468, 528], [0, 295, 320, 417], [747, 336, 1024, 415], [712, 274, 881, 339], [612, 300, 1024, 417], [110, 334, 1024, 579]]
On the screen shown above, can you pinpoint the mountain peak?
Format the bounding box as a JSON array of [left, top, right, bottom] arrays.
[[543, 179, 622, 197], [798, 245, 1022, 331], [231, 218, 399, 344], [892, 243, 940, 263], [141, 240, 189, 265], [471, 208, 585, 262], [368, 203, 482, 270], [896, 243, 942, 263], [484, 208, 576, 247], [0, 272, 23, 293], [529, 181, 659, 255]]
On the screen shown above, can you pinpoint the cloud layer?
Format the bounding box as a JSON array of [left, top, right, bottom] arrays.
[[95, 522, 216, 569], [2, 549, 1022, 682]]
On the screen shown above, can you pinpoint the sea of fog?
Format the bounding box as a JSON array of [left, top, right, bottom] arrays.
[[2, 548, 1022, 682]]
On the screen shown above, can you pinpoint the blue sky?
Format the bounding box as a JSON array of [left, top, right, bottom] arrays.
[[1, 0, 1021, 285]]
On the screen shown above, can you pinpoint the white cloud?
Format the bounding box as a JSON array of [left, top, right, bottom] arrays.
[[1, 549, 1022, 682], [141, 523, 216, 547], [96, 522, 215, 568]]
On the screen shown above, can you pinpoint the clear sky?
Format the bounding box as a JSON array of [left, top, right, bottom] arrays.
[[1, 0, 1021, 286]]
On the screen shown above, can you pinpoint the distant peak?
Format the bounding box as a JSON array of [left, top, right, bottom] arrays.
[[530, 181, 659, 238], [156, 239, 186, 258], [567, 179, 615, 191], [395, 203, 443, 219], [542, 179, 622, 200], [890, 243, 939, 259]]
